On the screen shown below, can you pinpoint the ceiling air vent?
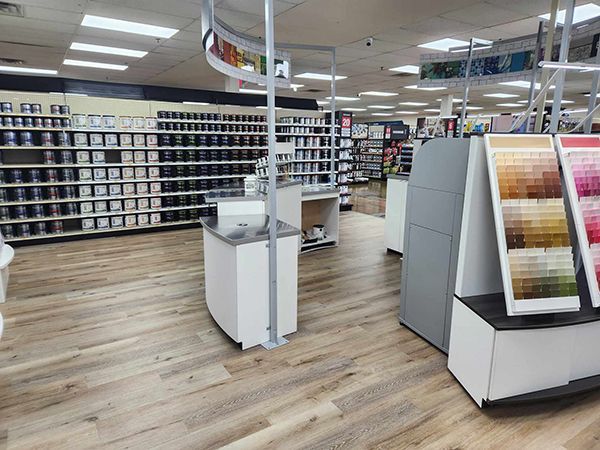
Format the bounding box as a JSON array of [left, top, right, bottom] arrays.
[[0, 2, 24, 17], [0, 57, 24, 65]]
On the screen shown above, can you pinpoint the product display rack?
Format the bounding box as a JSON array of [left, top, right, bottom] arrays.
[[0, 103, 268, 244], [333, 112, 354, 211], [350, 123, 369, 184]]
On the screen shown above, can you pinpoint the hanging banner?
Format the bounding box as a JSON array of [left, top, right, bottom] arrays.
[[201, 1, 291, 88], [418, 20, 600, 88]]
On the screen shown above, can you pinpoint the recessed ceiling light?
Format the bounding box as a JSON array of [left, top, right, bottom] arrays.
[[390, 65, 420, 74], [183, 101, 210, 105], [325, 96, 359, 101], [399, 101, 428, 106], [496, 103, 522, 107], [464, 106, 483, 110], [372, 112, 393, 116], [0, 65, 57, 75], [63, 59, 127, 71], [70, 42, 147, 58], [367, 105, 395, 109], [539, 3, 600, 25], [517, 100, 529, 104], [256, 106, 282, 110], [239, 88, 267, 95], [418, 38, 469, 52], [545, 99, 575, 104], [290, 83, 304, 90], [342, 107, 367, 112], [359, 91, 398, 97], [405, 85, 447, 91], [81, 14, 179, 38], [484, 93, 520, 98], [396, 111, 419, 114], [424, 108, 441, 112], [295, 72, 347, 81], [499, 80, 555, 90], [316, 100, 329, 105]]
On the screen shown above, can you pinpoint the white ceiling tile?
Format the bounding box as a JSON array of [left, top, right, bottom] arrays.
[[92, 0, 203, 19], [442, 3, 528, 27]]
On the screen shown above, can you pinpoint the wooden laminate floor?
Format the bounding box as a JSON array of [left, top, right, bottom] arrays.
[[1, 212, 600, 449]]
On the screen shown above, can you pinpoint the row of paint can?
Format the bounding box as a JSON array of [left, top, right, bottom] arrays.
[[1, 221, 63, 239]]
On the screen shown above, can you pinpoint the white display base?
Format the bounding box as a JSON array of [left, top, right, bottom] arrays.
[[0, 245, 14, 304], [448, 296, 600, 407], [203, 229, 298, 350], [384, 177, 409, 253]]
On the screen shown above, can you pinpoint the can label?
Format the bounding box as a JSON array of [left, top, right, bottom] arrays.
[[146, 135, 158, 147], [134, 151, 146, 163], [120, 134, 133, 146], [120, 117, 133, 129], [111, 216, 124, 228], [92, 151, 106, 164], [137, 214, 149, 226], [81, 218, 95, 230], [124, 199, 136, 211], [93, 168, 107, 180], [74, 133, 88, 147], [122, 167, 134, 180], [94, 201, 107, 213], [102, 116, 116, 129], [121, 150, 133, 164], [97, 217, 110, 230], [90, 134, 104, 147], [94, 185, 108, 197], [123, 183, 135, 196], [109, 184, 122, 196], [150, 197, 162, 209], [148, 167, 160, 179], [134, 167, 147, 179], [136, 183, 149, 195], [73, 114, 87, 128], [108, 168, 121, 180], [145, 118, 157, 130], [105, 134, 118, 147], [88, 115, 102, 129], [109, 200, 122, 212], [80, 202, 94, 215], [147, 151, 159, 163], [79, 185, 92, 198], [133, 117, 145, 129], [150, 212, 161, 224], [137, 198, 149, 210], [150, 182, 161, 194], [133, 135, 146, 147], [125, 215, 137, 227]]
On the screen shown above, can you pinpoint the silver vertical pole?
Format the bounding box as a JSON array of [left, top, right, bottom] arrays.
[[549, 0, 576, 134], [584, 47, 600, 134], [527, 21, 544, 130], [330, 48, 336, 187], [262, 0, 285, 349], [535, 0, 559, 133], [459, 38, 475, 138]]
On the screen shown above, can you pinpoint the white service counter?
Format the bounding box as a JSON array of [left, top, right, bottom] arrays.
[[200, 214, 300, 349]]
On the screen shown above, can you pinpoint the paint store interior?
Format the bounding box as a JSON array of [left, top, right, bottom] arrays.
[[4, 0, 600, 448]]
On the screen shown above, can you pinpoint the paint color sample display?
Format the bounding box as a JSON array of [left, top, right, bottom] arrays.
[[486, 134, 579, 315], [557, 135, 600, 307]]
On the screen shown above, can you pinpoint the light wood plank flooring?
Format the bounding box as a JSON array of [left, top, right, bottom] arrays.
[[1, 212, 600, 449]]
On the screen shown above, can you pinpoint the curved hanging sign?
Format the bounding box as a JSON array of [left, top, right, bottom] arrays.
[[418, 19, 600, 88], [201, 1, 291, 88]]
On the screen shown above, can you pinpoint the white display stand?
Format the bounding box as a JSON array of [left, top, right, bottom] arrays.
[[201, 214, 299, 349], [449, 136, 600, 407], [301, 187, 340, 253], [384, 174, 409, 254]]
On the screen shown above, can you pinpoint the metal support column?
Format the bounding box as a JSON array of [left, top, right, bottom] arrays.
[[330, 48, 336, 187], [585, 47, 600, 134], [527, 21, 544, 130], [262, 0, 286, 350], [535, 0, 559, 133], [459, 38, 475, 138], [549, 0, 576, 134]]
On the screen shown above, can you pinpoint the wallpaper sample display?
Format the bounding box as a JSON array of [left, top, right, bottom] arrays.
[[485, 135, 580, 315]]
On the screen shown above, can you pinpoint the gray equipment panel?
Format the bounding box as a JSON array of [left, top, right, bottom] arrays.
[[399, 138, 471, 353]]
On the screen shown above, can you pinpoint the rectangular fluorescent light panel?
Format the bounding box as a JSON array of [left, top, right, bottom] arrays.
[[63, 59, 128, 71], [81, 14, 178, 38], [396, 111, 419, 114], [316, 100, 329, 105], [405, 85, 447, 91], [342, 108, 367, 112], [256, 106, 282, 110], [499, 81, 555, 90], [484, 93, 520, 98], [183, 101, 209, 105], [399, 102, 428, 106], [496, 103, 522, 107], [325, 96, 359, 101], [418, 38, 469, 52], [70, 42, 147, 58], [539, 3, 600, 25], [0, 65, 57, 75], [464, 106, 483, 110], [359, 91, 398, 97], [295, 72, 347, 81], [389, 65, 420, 74], [372, 113, 393, 116], [424, 108, 441, 112], [367, 105, 395, 109], [239, 88, 267, 95], [290, 84, 304, 89]]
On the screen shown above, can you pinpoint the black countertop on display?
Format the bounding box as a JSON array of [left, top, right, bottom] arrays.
[[457, 271, 600, 331]]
